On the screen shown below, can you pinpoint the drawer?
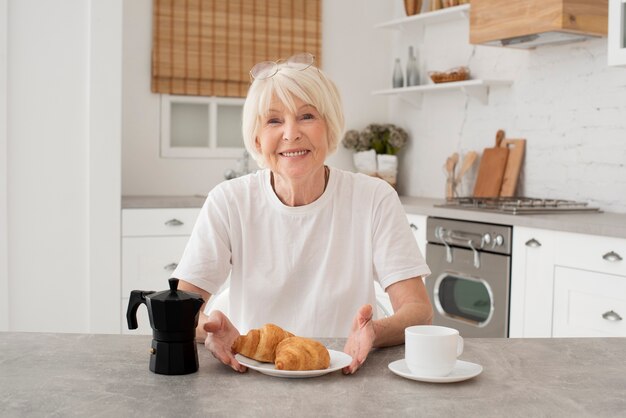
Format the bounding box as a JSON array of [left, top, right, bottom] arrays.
[[553, 266, 626, 337], [554, 231, 626, 276], [122, 236, 190, 295], [122, 208, 200, 237]]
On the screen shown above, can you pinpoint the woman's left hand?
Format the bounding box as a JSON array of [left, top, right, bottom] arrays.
[[342, 304, 376, 374]]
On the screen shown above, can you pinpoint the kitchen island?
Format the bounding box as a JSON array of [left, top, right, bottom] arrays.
[[1, 333, 625, 417]]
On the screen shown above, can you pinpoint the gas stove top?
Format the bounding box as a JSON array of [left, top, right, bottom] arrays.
[[436, 197, 601, 215]]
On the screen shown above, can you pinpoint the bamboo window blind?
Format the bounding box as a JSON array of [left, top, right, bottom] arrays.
[[152, 0, 322, 98]]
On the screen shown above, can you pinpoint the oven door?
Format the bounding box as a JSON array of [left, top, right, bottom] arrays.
[[425, 243, 510, 337]]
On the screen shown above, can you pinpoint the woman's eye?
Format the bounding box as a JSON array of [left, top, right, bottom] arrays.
[[300, 113, 315, 120], [266, 118, 281, 125]]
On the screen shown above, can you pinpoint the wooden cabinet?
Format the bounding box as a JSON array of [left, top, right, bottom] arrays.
[[470, 0, 608, 48], [509, 227, 556, 337], [608, 0, 626, 66], [121, 208, 200, 335]]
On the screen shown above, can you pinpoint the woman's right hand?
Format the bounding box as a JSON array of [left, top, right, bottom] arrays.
[[203, 310, 247, 372]]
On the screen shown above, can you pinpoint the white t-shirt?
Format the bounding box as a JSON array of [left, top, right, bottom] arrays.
[[173, 167, 430, 337]]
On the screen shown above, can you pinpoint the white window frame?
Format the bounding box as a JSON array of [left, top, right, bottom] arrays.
[[160, 94, 245, 158]]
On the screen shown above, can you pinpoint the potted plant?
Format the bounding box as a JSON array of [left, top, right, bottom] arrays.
[[342, 123, 409, 188]]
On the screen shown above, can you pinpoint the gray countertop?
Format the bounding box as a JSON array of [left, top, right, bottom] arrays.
[[122, 195, 626, 239], [400, 196, 626, 239], [2, 333, 625, 417]]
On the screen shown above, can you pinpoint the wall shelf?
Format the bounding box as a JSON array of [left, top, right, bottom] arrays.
[[374, 4, 470, 31], [372, 79, 513, 107]]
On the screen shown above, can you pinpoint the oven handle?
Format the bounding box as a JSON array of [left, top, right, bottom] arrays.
[[435, 227, 485, 250]]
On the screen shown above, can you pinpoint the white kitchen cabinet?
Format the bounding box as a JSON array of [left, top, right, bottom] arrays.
[[553, 267, 626, 337], [608, 0, 626, 67], [552, 230, 626, 337], [406, 213, 428, 256], [121, 208, 200, 335], [554, 231, 626, 278], [509, 227, 556, 338], [511, 227, 626, 338]]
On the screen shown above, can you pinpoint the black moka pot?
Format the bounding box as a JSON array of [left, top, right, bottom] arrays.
[[127, 278, 204, 375]]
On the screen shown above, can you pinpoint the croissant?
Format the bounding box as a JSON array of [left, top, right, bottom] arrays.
[[231, 323, 294, 363], [274, 336, 331, 371]]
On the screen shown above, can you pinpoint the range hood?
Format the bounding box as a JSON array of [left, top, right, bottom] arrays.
[[470, 0, 608, 49]]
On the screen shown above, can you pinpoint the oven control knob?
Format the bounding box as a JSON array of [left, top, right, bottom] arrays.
[[482, 233, 492, 246], [494, 234, 504, 247]]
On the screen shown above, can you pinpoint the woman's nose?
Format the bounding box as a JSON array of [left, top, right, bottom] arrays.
[[283, 119, 301, 141]]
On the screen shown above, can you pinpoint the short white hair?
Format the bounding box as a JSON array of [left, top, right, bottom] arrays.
[[241, 65, 345, 168]]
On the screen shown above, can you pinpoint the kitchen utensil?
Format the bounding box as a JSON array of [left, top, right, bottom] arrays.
[[404, 0, 423, 15], [499, 138, 526, 197], [455, 151, 478, 183], [473, 130, 509, 197], [445, 153, 459, 198], [127, 278, 204, 375]]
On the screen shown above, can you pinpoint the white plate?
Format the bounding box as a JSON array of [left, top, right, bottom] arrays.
[[388, 359, 483, 383], [235, 350, 352, 378]]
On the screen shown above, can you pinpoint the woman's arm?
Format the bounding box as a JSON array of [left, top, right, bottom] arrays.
[[342, 276, 432, 374], [177, 279, 212, 342], [372, 276, 433, 348]]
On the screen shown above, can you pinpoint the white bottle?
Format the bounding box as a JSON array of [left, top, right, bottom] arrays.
[[392, 58, 404, 88], [406, 46, 419, 86]]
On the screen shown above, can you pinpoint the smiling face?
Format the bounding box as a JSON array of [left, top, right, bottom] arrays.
[[255, 95, 329, 182]]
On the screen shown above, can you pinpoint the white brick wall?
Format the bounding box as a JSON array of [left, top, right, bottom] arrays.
[[392, 19, 626, 213]]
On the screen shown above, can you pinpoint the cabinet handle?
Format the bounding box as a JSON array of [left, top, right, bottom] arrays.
[[165, 218, 184, 227], [602, 251, 623, 262], [410, 223, 418, 231], [602, 310, 623, 322], [525, 238, 541, 248], [163, 263, 178, 271]]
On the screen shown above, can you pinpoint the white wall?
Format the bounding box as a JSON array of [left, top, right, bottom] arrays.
[[0, 0, 8, 330], [4, 0, 121, 332], [390, 10, 626, 213], [122, 0, 393, 196]]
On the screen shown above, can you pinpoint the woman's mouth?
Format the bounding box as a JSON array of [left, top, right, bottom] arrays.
[[281, 150, 309, 157]]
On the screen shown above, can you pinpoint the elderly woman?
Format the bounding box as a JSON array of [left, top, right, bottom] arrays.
[[175, 53, 432, 374]]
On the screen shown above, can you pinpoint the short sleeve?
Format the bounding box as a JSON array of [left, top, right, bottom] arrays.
[[171, 187, 233, 295], [371, 186, 430, 290]]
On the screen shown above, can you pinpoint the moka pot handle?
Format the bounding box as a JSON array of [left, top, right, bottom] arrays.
[[126, 290, 154, 330]]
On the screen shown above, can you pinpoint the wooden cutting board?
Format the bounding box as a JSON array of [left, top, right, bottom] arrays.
[[473, 130, 509, 197], [499, 138, 526, 197]]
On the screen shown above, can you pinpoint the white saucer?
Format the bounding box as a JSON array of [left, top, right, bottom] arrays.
[[388, 359, 483, 383]]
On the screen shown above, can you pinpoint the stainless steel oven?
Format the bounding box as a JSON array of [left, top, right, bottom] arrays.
[[425, 217, 512, 337]]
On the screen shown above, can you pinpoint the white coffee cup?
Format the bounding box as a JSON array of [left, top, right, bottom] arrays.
[[405, 325, 464, 377]]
